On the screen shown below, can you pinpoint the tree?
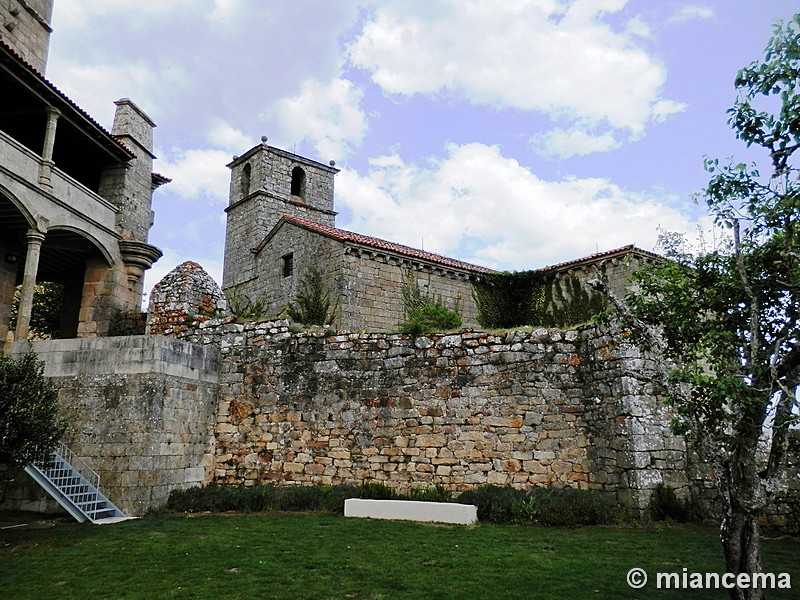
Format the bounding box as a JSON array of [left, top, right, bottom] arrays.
[[597, 16, 800, 600], [10, 282, 64, 339], [287, 266, 339, 327], [0, 351, 66, 467]]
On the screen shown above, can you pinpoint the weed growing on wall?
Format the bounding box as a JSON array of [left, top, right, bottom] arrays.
[[286, 266, 340, 326], [400, 270, 461, 335], [472, 272, 606, 329], [226, 285, 269, 321], [540, 276, 608, 328], [108, 309, 147, 336], [471, 271, 549, 329]]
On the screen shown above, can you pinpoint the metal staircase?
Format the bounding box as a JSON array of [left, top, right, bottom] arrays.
[[24, 442, 131, 524]]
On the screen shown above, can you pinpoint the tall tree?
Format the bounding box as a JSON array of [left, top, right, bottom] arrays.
[[0, 352, 65, 467], [597, 15, 800, 600]]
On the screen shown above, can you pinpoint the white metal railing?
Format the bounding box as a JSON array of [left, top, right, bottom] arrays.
[[45, 442, 101, 518]]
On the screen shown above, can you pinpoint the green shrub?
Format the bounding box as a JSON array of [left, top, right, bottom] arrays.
[[0, 351, 66, 467], [456, 485, 611, 526], [407, 484, 453, 503], [355, 482, 399, 500], [456, 486, 529, 523], [649, 484, 694, 522], [287, 267, 339, 326], [108, 309, 147, 336], [319, 484, 358, 513], [400, 302, 462, 335], [226, 285, 269, 321], [400, 270, 461, 335], [272, 486, 325, 512], [533, 486, 612, 526]]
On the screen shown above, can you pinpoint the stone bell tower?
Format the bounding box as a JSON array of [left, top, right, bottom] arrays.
[[222, 140, 338, 290]]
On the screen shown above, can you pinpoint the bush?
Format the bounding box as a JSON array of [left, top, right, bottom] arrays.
[[533, 486, 612, 526], [400, 302, 462, 336], [167, 483, 363, 515], [456, 486, 529, 523], [226, 285, 269, 321], [108, 309, 147, 336], [287, 267, 339, 326], [649, 484, 694, 522], [319, 484, 358, 513], [400, 270, 462, 335], [456, 485, 612, 526], [407, 484, 453, 503], [355, 482, 399, 500], [166, 482, 612, 526], [0, 351, 66, 467]]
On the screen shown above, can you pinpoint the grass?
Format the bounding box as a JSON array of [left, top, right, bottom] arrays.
[[1, 512, 798, 599]]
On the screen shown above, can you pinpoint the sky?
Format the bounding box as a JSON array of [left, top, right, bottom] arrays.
[[44, 0, 798, 305]]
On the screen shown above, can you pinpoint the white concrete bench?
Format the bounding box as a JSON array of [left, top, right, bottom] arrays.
[[344, 499, 478, 525]]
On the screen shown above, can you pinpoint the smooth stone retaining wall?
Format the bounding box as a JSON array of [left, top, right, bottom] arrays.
[[344, 498, 478, 525]]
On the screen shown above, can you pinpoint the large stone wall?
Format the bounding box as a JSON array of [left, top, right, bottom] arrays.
[[6, 335, 219, 515], [339, 249, 480, 331], [176, 318, 686, 512]]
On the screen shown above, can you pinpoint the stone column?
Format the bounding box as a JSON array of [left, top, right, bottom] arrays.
[[38, 107, 60, 188], [14, 230, 46, 340]]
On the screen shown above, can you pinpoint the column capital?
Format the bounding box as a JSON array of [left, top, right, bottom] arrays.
[[44, 106, 62, 120], [26, 229, 46, 244]]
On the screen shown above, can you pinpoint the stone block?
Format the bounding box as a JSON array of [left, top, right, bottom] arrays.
[[345, 499, 477, 525]]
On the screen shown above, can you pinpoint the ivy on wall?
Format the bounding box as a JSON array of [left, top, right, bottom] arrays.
[[472, 271, 607, 329]]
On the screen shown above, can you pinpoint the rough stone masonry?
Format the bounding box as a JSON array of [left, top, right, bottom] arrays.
[[175, 317, 689, 512]]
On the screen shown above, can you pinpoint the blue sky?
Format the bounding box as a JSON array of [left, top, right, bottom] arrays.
[[44, 1, 797, 304]]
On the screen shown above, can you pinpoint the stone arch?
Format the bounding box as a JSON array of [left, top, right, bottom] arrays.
[[0, 190, 30, 342], [291, 166, 306, 200], [241, 162, 252, 197], [0, 183, 36, 231]]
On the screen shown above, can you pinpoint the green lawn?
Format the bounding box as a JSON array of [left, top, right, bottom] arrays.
[[1, 513, 798, 599]]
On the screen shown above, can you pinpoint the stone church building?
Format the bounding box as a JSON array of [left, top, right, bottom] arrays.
[[0, 0, 166, 343], [221, 142, 657, 331]]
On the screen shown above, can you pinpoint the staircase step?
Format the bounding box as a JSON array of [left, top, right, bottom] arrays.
[[24, 445, 129, 525]]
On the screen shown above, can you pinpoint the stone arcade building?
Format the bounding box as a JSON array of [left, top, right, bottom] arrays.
[[0, 0, 165, 343]]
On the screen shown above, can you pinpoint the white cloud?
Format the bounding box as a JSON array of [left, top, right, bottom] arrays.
[[46, 59, 157, 125], [338, 143, 707, 270], [208, 120, 253, 153], [531, 128, 621, 159], [651, 99, 688, 122], [667, 5, 714, 24], [348, 0, 682, 134], [54, 0, 194, 27], [157, 149, 233, 201], [209, 0, 245, 22], [626, 16, 652, 39], [273, 78, 367, 160]]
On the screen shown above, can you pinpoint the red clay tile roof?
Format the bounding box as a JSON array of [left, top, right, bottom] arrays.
[[265, 215, 495, 274], [537, 244, 662, 272]]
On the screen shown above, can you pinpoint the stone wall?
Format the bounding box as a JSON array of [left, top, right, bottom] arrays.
[[223, 144, 337, 290], [176, 318, 686, 512], [5, 335, 220, 515], [339, 250, 480, 331], [147, 261, 227, 335], [0, 0, 52, 74]]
